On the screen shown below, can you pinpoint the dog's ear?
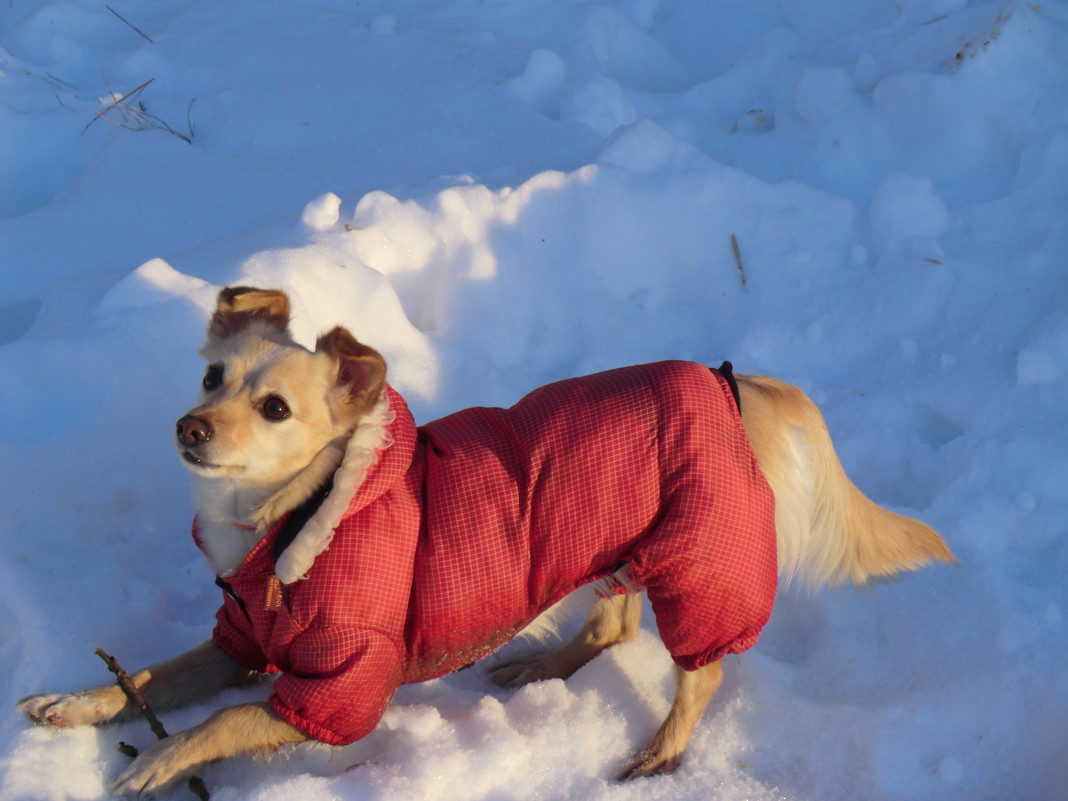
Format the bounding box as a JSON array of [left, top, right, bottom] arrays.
[[208, 287, 291, 341], [316, 326, 387, 415]]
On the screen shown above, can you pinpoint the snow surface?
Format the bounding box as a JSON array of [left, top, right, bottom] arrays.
[[2, 1, 1067, 799]]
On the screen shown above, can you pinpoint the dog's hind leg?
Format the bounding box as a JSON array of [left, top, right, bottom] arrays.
[[618, 660, 724, 780], [489, 593, 641, 687]]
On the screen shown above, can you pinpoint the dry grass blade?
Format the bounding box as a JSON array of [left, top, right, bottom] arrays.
[[106, 5, 154, 43], [730, 233, 747, 289], [83, 76, 156, 134], [83, 73, 194, 143]]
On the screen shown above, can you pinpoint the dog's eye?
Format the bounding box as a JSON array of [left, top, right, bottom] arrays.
[[262, 395, 290, 421], [202, 364, 224, 391]]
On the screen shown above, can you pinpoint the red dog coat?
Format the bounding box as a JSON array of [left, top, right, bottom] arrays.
[[205, 361, 777, 745]]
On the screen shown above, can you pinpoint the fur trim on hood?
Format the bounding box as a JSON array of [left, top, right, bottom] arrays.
[[274, 392, 396, 584]]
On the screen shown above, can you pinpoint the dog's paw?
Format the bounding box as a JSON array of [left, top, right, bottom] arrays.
[[17, 690, 123, 728], [111, 732, 199, 798], [488, 654, 572, 687], [617, 748, 682, 781]]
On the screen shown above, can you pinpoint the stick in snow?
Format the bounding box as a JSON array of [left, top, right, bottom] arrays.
[[95, 648, 210, 801]]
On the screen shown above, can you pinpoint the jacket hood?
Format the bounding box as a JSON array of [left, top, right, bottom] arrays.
[[274, 383, 416, 584]]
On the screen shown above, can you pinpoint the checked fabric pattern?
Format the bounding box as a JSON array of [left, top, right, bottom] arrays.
[[207, 361, 778, 746]]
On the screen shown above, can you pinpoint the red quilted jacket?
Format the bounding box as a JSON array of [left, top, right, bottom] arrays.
[[205, 361, 777, 746]]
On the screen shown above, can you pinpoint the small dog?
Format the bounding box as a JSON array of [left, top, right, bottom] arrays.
[[19, 287, 954, 796]]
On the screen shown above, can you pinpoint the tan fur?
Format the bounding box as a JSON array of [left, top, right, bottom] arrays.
[[488, 594, 642, 687], [618, 662, 724, 779], [17, 642, 256, 728], [18, 287, 953, 795], [249, 435, 349, 531], [736, 374, 955, 588], [111, 700, 307, 796]]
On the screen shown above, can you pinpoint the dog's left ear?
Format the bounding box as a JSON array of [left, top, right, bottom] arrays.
[[316, 327, 387, 415], [208, 287, 291, 342]]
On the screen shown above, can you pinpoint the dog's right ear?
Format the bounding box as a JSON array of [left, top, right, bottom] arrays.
[[208, 287, 291, 341]]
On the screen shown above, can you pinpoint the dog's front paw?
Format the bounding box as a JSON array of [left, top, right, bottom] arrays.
[[17, 690, 124, 728], [111, 731, 199, 798]]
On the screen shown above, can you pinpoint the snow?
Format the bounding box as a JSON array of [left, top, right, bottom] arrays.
[[1, 0, 1066, 799]]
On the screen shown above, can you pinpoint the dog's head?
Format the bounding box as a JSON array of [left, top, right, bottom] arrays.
[[175, 287, 386, 488]]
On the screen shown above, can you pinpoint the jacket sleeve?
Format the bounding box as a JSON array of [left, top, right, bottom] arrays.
[[269, 625, 405, 746]]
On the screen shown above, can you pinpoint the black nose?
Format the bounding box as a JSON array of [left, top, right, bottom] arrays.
[[176, 415, 213, 446]]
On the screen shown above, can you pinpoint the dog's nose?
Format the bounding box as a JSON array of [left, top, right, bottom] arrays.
[[176, 415, 213, 446]]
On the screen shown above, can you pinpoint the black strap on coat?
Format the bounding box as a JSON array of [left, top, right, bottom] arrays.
[[717, 360, 742, 412]]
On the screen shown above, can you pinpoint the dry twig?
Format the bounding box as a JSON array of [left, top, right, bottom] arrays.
[[96, 648, 210, 801], [83, 73, 194, 143]]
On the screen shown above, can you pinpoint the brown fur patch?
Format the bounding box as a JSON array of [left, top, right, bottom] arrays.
[[208, 287, 291, 342], [316, 326, 387, 421]]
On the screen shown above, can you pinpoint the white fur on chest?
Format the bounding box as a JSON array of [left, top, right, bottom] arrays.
[[191, 476, 273, 576]]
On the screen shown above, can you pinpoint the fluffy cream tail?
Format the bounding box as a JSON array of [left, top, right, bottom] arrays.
[[737, 375, 954, 590]]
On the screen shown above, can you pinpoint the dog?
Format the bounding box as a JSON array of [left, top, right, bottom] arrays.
[[18, 286, 954, 796]]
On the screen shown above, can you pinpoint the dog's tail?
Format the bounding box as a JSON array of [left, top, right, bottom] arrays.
[[737, 375, 955, 589]]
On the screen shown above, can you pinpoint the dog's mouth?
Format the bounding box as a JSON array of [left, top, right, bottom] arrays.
[[180, 450, 242, 473], [181, 450, 216, 467]]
